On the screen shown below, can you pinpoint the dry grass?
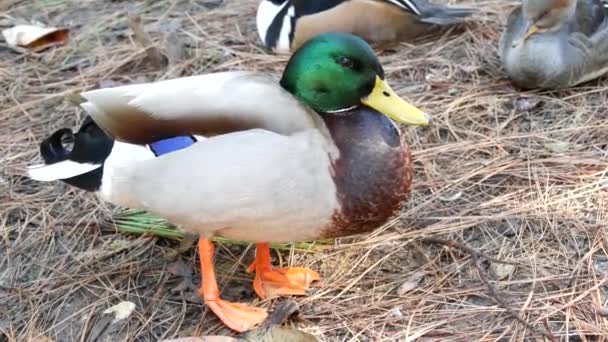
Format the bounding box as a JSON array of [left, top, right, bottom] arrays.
[[2, 0, 608, 341]]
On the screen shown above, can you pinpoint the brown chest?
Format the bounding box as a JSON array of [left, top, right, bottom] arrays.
[[320, 107, 413, 238]]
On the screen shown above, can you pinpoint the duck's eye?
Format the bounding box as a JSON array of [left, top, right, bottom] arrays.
[[337, 56, 355, 69]]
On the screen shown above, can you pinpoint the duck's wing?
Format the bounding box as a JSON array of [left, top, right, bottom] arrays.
[[107, 129, 339, 243], [498, 6, 525, 60], [380, 0, 476, 25], [287, 0, 474, 51], [295, 0, 475, 24], [575, 0, 608, 34], [81, 71, 317, 144], [291, 0, 345, 15], [558, 0, 608, 85], [578, 12, 608, 81]]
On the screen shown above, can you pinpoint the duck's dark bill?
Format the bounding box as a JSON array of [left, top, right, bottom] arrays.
[[361, 76, 430, 126]]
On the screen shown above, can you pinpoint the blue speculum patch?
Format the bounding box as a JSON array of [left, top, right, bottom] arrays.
[[149, 136, 196, 156]]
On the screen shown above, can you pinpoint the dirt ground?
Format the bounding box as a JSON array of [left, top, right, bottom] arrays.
[[2, 0, 608, 341]]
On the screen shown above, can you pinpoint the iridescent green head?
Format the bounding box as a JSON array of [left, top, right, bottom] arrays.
[[280, 32, 429, 126]]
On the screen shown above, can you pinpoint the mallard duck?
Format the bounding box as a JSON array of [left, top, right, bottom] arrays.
[[499, 0, 608, 89], [257, 0, 476, 53], [28, 32, 430, 332]]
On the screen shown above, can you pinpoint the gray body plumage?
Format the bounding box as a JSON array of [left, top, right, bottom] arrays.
[[411, 0, 476, 25], [499, 0, 608, 89]]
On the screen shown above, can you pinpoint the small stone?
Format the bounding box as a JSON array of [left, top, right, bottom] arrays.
[[397, 271, 425, 295], [460, 64, 481, 73], [387, 307, 403, 320], [106, 238, 129, 251], [439, 192, 462, 202], [545, 142, 570, 154], [496, 218, 519, 237], [103, 301, 136, 323], [593, 259, 608, 275], [516, 96, 543, 112], [490, 263, 515, 280]]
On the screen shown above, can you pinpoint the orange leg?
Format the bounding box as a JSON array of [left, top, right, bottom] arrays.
[[246, 242, 320, 299], [198, 238, 267, 332]]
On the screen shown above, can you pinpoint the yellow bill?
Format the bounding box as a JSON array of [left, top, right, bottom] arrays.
[[361, 76, 430, 126], [512, 24, 540, 48]]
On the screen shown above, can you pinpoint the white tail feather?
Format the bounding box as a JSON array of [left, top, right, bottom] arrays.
[[27, 161, 101, 181]]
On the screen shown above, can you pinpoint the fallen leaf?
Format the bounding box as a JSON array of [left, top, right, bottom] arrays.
[[397, 271, 425, 296], [168, 260, 202, 303], [2, 25, 69, 51], [103, 301, 136, 323], [243, 325, 317, 342], [168, 260, 193, 278], [260, 300, 299, 328]]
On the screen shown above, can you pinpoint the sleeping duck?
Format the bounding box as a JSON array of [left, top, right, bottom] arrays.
[[257, 0, 476, 53], [28, 32, 430, 332], [499, 0, 608, 88]]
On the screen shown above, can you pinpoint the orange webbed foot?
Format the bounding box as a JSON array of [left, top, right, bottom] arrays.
[[247, 243, 320, 299], [197, 238, 267, 332], [202, 295, 268, 332]]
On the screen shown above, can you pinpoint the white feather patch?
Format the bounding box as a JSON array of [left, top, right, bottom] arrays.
[[276, 5, 295, 52], [256, 1, 290, 48], [385, 0, 421, 15], [99, 141, 157, 202], [27, 161, 101, 181], [192, 135, 206, 141]]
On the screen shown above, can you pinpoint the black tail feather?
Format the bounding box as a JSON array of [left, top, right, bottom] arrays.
[[40, 128, 75, 164], [39, 116, 114, 166], [31, 117, 113, 191]]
